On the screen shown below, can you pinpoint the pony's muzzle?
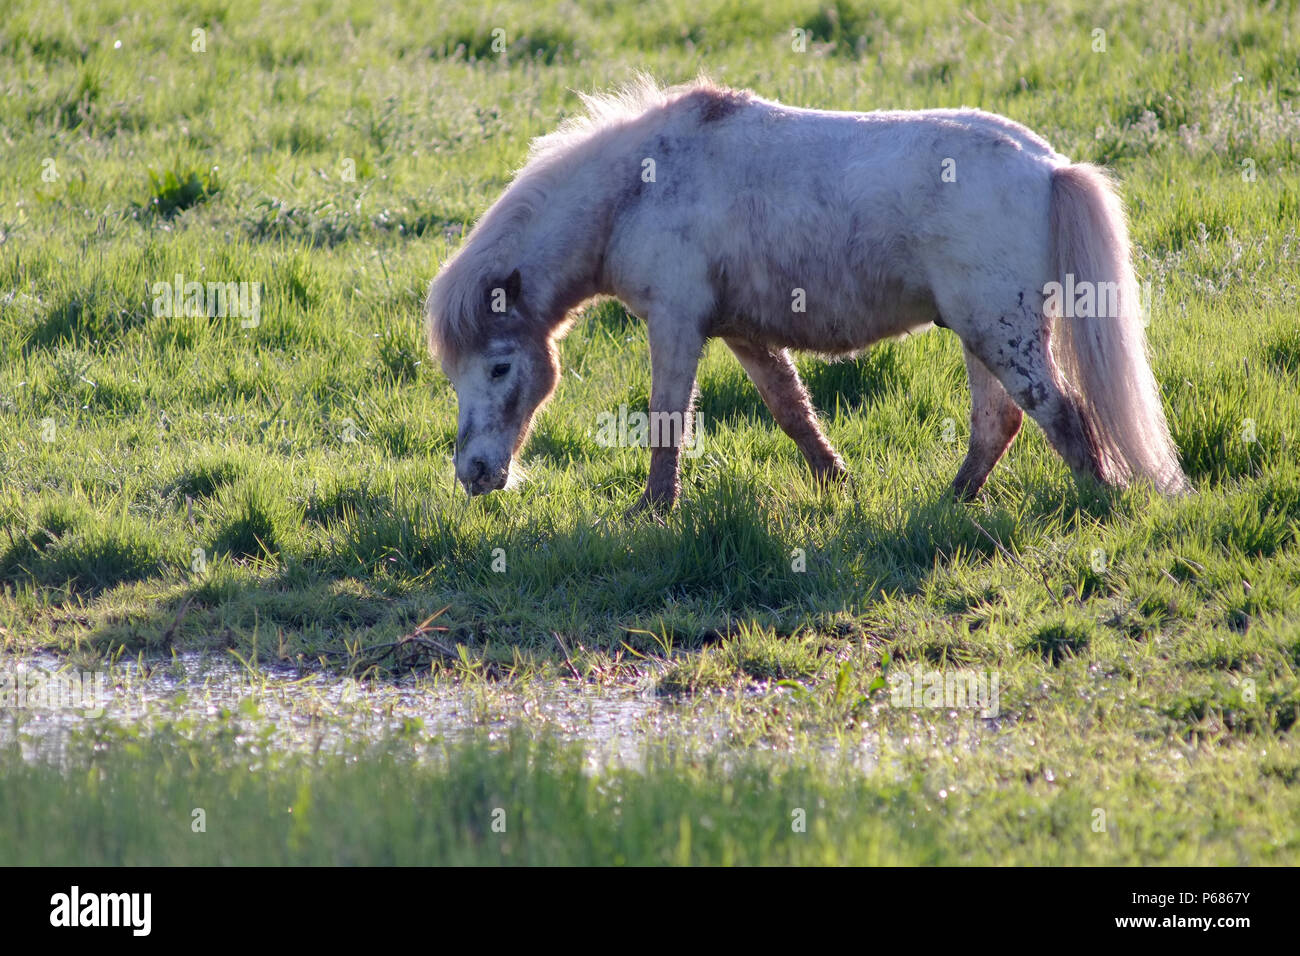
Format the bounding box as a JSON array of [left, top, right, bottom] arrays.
[[461, 456, 509, 496]]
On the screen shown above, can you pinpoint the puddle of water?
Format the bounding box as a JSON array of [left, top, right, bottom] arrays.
[[1, 651, 1016, 773], [0, 651, 682, 769]]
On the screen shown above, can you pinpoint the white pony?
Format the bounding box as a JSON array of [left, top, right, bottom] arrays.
[[427, 77, 1187, 510]]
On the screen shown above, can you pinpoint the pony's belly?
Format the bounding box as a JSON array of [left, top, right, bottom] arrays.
[[710, 287, 939, 355]]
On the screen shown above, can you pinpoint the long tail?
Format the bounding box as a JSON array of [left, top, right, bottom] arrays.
[[1048, 163, 1188, 494]]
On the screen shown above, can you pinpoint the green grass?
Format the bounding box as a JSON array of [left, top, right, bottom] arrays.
[[4, 718, 1298, 865], [2, 0, 1299, 864]]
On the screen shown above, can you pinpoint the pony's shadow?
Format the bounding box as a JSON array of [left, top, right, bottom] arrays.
[[64, 469, 1126, 677]]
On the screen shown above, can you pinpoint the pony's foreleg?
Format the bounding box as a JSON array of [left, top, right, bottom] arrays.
[[725, 338, 847, 485], [631, 320, 706, 513], [952, 347, 1023, 500]]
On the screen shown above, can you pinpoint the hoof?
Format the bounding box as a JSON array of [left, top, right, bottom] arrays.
[[624, 489, 675, 523]]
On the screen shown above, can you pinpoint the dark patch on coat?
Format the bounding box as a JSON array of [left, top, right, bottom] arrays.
[[543, 269, 599, 323], [1054, 395, 1107, 480], [456, 415, 473, 455], [693, 87, 749, 123], [700, 258, 743, 338], [611, 158, 648, 221], [500, 380, 523, 427]]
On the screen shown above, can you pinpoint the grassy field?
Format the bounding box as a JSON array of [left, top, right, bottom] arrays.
[[2, 0, 1299, 865]]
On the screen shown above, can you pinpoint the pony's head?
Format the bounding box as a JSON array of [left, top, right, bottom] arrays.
[[426, 78, 668, 495], [429, 267, 562, 496]]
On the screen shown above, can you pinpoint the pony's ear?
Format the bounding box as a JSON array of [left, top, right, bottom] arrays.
[[484, 269, 523, 315], [503, 268, 522, 305]]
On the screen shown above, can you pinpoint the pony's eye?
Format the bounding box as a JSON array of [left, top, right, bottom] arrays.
[[491, 363, 511, 379]]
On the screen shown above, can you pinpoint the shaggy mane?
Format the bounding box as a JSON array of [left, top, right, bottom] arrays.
[[425, 74, 735, 363]]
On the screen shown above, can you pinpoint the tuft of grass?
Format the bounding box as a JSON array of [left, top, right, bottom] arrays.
[[375, 324, 423, 384], [133, 165, 222, 220], [1026, 616, 1093, 666], [166, 454, 245, 501], [0, 500, 165, 593], [209, 479, 299, 560], [1264, 326, 1300, 377]]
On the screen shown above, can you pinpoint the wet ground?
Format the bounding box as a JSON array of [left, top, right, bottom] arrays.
[[1, 650, 1010, 772]]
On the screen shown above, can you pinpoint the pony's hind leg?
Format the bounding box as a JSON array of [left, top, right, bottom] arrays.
[[950, 295, 1107, 486], [725, 339, 847, 485], [952, 348, 1023, 500]]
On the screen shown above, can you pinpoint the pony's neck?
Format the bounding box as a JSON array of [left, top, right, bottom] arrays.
[[507, 162, 620, 334]]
